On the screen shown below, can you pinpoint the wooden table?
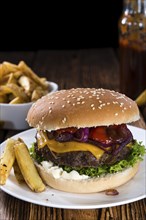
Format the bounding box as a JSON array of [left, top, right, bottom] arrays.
[[0, 49, 146, 220]]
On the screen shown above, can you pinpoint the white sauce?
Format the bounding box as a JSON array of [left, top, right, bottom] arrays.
[[41, 161, 89, 180]]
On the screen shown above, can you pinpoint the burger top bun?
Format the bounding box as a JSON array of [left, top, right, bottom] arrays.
[[27, 88, 140, 131]]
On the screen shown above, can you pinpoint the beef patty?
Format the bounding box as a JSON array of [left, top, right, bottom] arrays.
[[34, 143, 131, 168]]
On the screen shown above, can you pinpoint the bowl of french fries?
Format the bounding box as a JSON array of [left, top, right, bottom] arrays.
[[0, 61, 58, 130]]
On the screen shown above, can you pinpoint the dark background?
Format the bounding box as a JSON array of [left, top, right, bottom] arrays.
[[0, 1, 123, 51]]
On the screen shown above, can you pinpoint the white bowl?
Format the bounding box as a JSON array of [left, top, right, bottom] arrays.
[[0, 81, 58, 130]]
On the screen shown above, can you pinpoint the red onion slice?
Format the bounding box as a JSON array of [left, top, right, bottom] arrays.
[[74, 128, 89, 142]]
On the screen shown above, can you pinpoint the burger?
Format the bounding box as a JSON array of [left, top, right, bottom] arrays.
[[26, 88, 145, 193]]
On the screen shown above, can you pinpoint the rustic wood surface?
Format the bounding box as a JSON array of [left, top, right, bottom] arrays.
[[0, 49, 145, 220]]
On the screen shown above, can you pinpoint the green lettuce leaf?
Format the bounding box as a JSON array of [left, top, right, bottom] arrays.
[[62, 140, 146, 177], [29, 140, 146, 177]]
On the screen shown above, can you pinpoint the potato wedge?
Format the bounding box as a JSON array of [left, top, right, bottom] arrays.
[[135, 89, 146, 106], [13, 159, 25, 183], [0, 139, 15, 185], [14, 141, 45, 192]]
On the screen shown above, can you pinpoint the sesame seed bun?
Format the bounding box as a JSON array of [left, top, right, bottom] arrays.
[[35, 162, 140, 193], [27, 88, 140, 130]]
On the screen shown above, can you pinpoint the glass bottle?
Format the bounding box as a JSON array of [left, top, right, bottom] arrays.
[[119, 0, 146, 100]]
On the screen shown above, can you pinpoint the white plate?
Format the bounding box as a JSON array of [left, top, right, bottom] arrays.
[[0, 125, 146, 209]]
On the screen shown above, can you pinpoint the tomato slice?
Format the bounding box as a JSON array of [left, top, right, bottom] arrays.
[[89, 126, 111, 144]]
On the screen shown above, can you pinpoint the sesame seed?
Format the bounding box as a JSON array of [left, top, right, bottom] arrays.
[[115, 113, 118, 116], [91, 104, 94, 107], [79, 96, 84, 99], [41, 116, 45, 120], [62, 105, 65, 108], [62, 117, 67, 123], [116, 95, 124, 99], [111, 93, 118, 97]]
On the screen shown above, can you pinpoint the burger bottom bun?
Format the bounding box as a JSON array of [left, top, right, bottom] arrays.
[[35, 162, 140, 193]]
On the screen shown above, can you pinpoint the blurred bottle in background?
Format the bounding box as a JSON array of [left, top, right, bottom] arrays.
[[119, 0, 146, 100]]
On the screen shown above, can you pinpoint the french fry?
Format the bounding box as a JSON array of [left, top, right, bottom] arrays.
[[0, 73, 10, 85], [3, 61, 19, 72], [14, 141, 45, 192], [13, 159, 25, 183], [0, 84, 29, 103], [5, 83, 29, 102], [0, 60, 49, 104], [18, 75, 37, 96], [18, 61, 48, 89], [7, 73, 17, 84], [0, 85, 12, 95], [13, 71, 23, 79], [9, 97, 24, 104], [31, 87, 48, 101], [0, 64, 10, 80], [0, 139, 15, 185], [0, 63, 18, 81]]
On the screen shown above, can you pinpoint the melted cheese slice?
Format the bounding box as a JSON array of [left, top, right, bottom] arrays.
[[37, 131, 104, 159]]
